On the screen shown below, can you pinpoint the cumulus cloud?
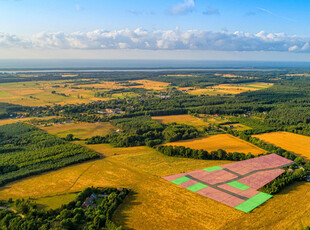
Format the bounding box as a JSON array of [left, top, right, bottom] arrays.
[[203, 8, 220, 16], [167, 0, 195, 15], [1, 28, 310, 53]]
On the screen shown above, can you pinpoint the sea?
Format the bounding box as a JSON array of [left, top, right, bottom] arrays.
[[0, 59, 310, 73]]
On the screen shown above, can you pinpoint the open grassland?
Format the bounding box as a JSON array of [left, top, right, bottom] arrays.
[[0, 79, 171, 106], [152, 114, 208, 131], [0, 145, 308, 229], [253, 131, 310, 159], [222, 123, 252, 131], [180, 82, 273, 96], [164, 134, 266, 155], [0, 81, 100, 106], [129, 79, 170, 90], [41, 122, 116, 139], [0, 116, 59, 126]]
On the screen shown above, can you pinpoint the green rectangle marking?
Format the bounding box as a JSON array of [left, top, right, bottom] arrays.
[[234, 192, 273, 213], [227, 181, 250, 191], [234, 200, 259, 213], [186, 182, 208, 192], [248, 192, 273, 205], [171, 176, 190, 185], [203, 166, 223, 172]]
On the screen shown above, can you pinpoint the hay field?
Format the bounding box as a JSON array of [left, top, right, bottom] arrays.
[[41, 122, 116, 139], [164, 134, 266, 155], [152, 114, 208, 131], [181, 82, 273, 96], [129, 79, 170, 90], [0, 81, 100, 106], [0, 145, 309, 229], [222, 123, 252, 131], [0, 116, 59, 126], [253, 131, 310, 159]]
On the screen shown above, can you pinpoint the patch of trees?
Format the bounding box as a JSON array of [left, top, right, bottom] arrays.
[[0, 123, 100, 186], [86, 116, 200, 147], [260, 168, 307, 194], [156, 145, 255, 161], [0, 187, 129, 230]]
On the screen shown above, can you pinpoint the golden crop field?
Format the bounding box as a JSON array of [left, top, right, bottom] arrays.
[[222, 123, 252, 131], [152, 114, 208, 131], [0, 81, 100, 106], [0, 145, 309, 229], [0, 116, 59, 126], [41, 122, 116, 139], [129, 79, 170, 90], [253, 131, 310, 159], [164, 134, 266, 155], [180, 82, 273, 96]]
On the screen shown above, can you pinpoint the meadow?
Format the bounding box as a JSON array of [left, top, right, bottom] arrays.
[[180, 82, 273, 96], [164, 134, 266, 155], [0, 79, 171, 106], [253, 131, 310, 159], [0, 145, 309, 229], [41, 121, 116, 139], [152, 114, 208, 131]]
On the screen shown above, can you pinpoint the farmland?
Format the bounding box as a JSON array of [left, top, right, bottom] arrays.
[[0, 145, 309, 229], [41, 121, 116, 139], [164, 134, 266, 155], [253, 132, 310, 159], [180, 82, 273, 96], [152, 114, 208, 131]]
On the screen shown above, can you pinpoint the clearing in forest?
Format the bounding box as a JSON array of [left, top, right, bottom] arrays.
[[164, 134, 266, 155], [41, 122, 116, 139], [129, 79, 170, 90], [180, 82, 273, 96], [253, 131, 310, 159], [152, 114, 208, 131]]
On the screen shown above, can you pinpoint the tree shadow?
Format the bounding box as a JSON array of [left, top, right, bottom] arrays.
[[113, 191, 142, 230]]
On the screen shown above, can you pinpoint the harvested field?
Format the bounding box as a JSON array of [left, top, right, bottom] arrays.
[[0, 146, 309, 229], [152, 114, 208, 131], [164, 134, 266, 155], [129, 79, 170, 90], [181, 82, 273, 96], [253, 131, 310, 159], [41, 122, 116, 139]]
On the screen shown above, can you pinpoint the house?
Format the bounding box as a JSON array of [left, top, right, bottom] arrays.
[[228, 125, 234, 129], [214, 114, 219, 117], [306, 176, 310, 182], [64, 120, 72, 123]]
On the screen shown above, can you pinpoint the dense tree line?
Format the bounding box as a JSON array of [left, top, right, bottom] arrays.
[[0, 123, 100, 186], [86, 116, 200, 147], [157, 145, 256, 161], [0, 187, 129, 230]]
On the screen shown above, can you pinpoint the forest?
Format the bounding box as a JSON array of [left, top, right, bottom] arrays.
[[0, 123, 100, 186], [86, 116, 200, 147]]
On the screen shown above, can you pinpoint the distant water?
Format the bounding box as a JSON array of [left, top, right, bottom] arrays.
[[0, 59, 309, 72]]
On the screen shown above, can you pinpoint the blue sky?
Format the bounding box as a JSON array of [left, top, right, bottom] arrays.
[[1, 0, 310, 60]]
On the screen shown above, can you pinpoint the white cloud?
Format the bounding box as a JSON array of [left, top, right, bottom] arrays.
[[203, 8, 220, 16], [167, 0, 195, 15], [1, 28, 310, 53]]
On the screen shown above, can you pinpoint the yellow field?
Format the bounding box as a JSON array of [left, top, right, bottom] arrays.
[[41, 122, 116, 139], [0, 81, 101, 106], [164, 134, 266, 155], [129, 79, 170, 90], [222, 123, 252, 131], [0, 144, 309, 229], [152, 114, 208, 131], [180, 82, 273, 96], [0, 116, 59, 126], [253, 131, 310, 159]]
